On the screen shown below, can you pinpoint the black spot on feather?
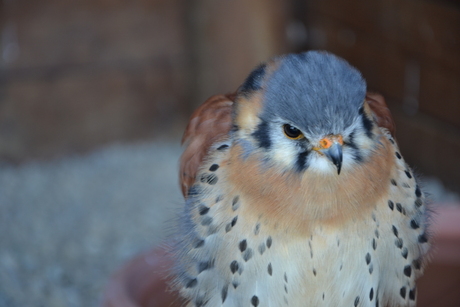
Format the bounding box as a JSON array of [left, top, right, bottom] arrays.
[[254, 223, 260, 235], [404, 265, 412, 277], [395, 238, 403, 249], [402, 247, 408, 259], [195, 296, 205, 307], [258, 243, 266, 255], [409, 288, 416, 301], [388, 200, 394, 210], [415, 185, 422, 198], [194, 239, 205, 248], [201, 216, 212, 226], [418, 233, 428, 243], [198, 260, 214, 273], [392, 225, 399, 237], [221, 285, 228, 303], [251, 295, 260, 307], [230, 261, 239, 274], [186, 278, 197, 288], [217, 144, 229, 151], [209, 164, 219, 171], [405, 170, 412, 178], [232, 196, 240, 211], [400, 287, 406, 299], [365, 253, 371, 265], [239, 240, 247, 252], [198, 205, 209, 215], [413, 258, 422, 270], [188, 185, 200, 197], [206, 174, 218, 185], [243, 248, 253, 262], [266, 236, 272, 248]]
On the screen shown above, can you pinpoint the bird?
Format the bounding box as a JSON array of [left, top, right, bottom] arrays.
[[171, 51, 430, 307]]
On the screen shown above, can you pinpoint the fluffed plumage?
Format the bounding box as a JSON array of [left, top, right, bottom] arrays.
[[172, 51, 429, 307]]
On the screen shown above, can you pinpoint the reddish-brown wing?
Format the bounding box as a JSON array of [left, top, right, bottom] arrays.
[[179, 92, 396, 197], [366, 92, 396, 137], [179, 93, 236, 197]]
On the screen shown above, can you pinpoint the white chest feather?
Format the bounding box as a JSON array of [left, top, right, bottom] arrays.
[[172, 139, 429, 307]]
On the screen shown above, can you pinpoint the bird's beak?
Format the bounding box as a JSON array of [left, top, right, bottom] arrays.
[[313, 135, 343, 174]]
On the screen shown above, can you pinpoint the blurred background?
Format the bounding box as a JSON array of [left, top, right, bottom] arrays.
[[0, 0, 459, 306]]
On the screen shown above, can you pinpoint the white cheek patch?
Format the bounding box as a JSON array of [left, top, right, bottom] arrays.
[[270, 132, 299, 168], [354, 130, 374, 152], [308, 154, 337, 174], [341, 150, 358, 172]]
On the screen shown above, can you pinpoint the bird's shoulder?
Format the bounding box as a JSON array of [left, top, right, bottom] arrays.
[[366, 92, 396, 137], [180, 93, 235, 197]]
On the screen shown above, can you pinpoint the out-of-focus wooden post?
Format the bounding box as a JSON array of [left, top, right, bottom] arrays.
[[184, 0, 289, 108]]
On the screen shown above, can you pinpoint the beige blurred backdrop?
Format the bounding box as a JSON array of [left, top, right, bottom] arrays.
[[1, 0, 458, 191], [0, 1, 459, 306]]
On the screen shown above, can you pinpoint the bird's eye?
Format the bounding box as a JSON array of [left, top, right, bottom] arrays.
[[283, 124, 303, 140]]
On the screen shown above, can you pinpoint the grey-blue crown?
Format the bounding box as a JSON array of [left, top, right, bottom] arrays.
[[261, 51, 366, 136]]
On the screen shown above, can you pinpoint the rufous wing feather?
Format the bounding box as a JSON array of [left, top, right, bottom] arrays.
[[180, 93, 236, 197], [366, 92, 396, 137]]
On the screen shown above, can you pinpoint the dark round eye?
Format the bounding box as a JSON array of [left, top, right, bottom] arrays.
[[283, 124, 303, 139]]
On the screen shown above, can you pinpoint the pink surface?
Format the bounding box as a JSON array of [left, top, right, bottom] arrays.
[[430, 205, 460, 265]]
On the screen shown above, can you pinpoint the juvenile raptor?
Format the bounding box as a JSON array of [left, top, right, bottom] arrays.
[[172, 51, 430, 307]]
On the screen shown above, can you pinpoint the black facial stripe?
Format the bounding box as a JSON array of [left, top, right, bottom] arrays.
[[351, 149, 363, 162], [239, 64, 267, 95], [252, 120, 271, 149], [361, 113, 374, 138], [345, 131, 363, 162], [296, 150, 310, 172], [346, 131, 358, 150]]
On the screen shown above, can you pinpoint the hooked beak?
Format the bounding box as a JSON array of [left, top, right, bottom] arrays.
[[313, 135, 343, 174]]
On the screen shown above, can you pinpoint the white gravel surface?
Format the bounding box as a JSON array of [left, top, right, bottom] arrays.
[[0, 141, 183, 307], [0, 140, 458, 307]]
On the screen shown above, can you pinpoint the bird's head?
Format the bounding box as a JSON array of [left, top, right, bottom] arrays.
[[232, 51, 381, 177]]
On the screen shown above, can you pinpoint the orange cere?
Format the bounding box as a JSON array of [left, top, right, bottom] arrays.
[[318, 135, 343, 149]]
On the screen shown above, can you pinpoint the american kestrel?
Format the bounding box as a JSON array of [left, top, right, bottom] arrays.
[[172, 51, 430, 307]]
